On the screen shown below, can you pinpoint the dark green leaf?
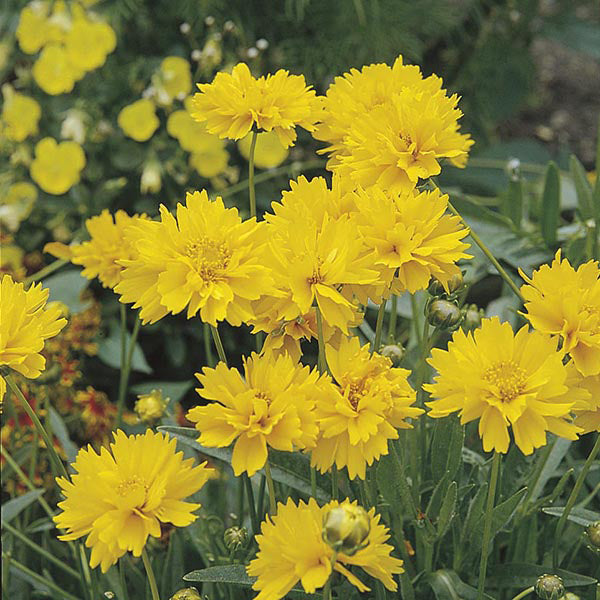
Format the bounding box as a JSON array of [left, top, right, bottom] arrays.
[[504, 178, 523, 229], [1, 490, 44, 526], [427, 472, 450, 521], [436, 481, 457, 538], [528, 438, 572, 503], [431, 417, 464, 483], [130, 380, 193, 405], [489, 563, 597, 588], [44, 270, 91, 314], [97, 322, 152, 374], [541, 506, 600, 526], [472, 487, 527, 542], [540, 161, 560, 247], [569, 155, 594, 219], [48, 407, 78, 463], [427, 569, 494, 600]]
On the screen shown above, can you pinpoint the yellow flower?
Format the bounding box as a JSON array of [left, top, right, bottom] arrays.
[[115, 190, 274, 326], [311, 336, 420, 480], [247, 497, 403, 599], [45, 210, 148, 289], [118, 99, 159, 142], [1, 182, 38, 231], [54, 430, 213, 572], [33, 44, 81, 95], [135, 389, 168, 424], [1, 89, 41, 142], [187, 352, 324, 476], [520, 250, 600, 376], [355, 186, 471, 294], [189, 146, 229, 178], [167, 99, 226, 153], [315, 56, 473, 192], [238, 130, 289, 169], [566, 363, 600, 433], [157, 56, 192, 103], [16, 3, 50, 54], [65, 17, 116, 71], [425, 317, 581, 454], [30, 137, 86, 195], [191, 62, 322, 147], [0, 274, 67, 399]]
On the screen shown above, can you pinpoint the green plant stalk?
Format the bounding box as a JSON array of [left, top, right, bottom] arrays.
[[203, 321, 214, 367], [316, 305, 327, 374], [372, 298, 387, 354], [311, 467, 317, 499], [141, 548, 160, 600], [264, 457, 277, 515], [237, 475, 245, 525], [331, 465, 339, 501], [210, 324, 228, 365], [477, 452, 502, 600], [388, 294, 398, 343], [553, 433, 600, 569], [23, 258, 67, 285], [248, 129, 259, 219], [243, 474, 259, 535], [120, 560, 130, 600], [321, 551, 338, 600], [117, 311, 141, 426], [510, 586, 534, 600]]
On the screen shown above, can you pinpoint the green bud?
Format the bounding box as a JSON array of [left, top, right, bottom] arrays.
[[170, 588, 202, 600], [380, 344, 405, 366], [427, 273, 464, 297], [585, 520, 600, 552], [564, 593, 580, 600], [534, 574, 565, 600], [426, 299, 463, 330], [224, 526, 248, 551], [323, 503, 370, 556], [461, 303, 484, 332]]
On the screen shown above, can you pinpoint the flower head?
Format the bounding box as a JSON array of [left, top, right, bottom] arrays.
[[1, 89, 41, 142], [425, 317, 581, 454], [187, 352, 326, 476], [238, 130, 289, 169], [1, 182, 38, 231], [247, 497, 403, 599], [33, 44, 81, 95], [566, 363, 600, 433], [54, 430, 212, 572], [30, 137, 86, 195], [0, 275, 67, 399], [157, 56, 192, 103], [135, 389, 168, 424], [118, 99, 159, 142], [64, 17, 116, 71], [311, 336, 421, 480], [167, 98, 226, 154], [190, 62, 322, 147], [520, 251, 600, 376]]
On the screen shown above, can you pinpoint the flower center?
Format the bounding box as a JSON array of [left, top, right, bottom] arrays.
[[116, 475, 147, 497], [308, 268, 323, 286], [186, 237, 231, 282], [345, 381, 365, 410], [483, 360, 527, 403]]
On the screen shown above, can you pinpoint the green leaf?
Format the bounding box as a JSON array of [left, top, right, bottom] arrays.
[[504, 178, 523, 229], [528, 438, 572, 503], [44, 270, 91, 314], [430, 417, 464, 483], [48, 407, 78, 463], [540, 161, 560, 247], [461, 482, 488, 547], [489, 563, 597, 588], [427, 472, 450, 521], [542, 18, 600, 60], [436, 481, 457, 539], [472, 487, 527, 542], [569, 154, 594, 219], [1, 490, 44, 526], [158, 426, 330, 502], [97, 322, 152, 374], [541, 506, 600, 526], [427, 569, 494, 600]]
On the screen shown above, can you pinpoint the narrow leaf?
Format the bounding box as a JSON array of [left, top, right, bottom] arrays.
[[540, 161, 560, 246], [489, 563, 597, 588], [542, 506, 600, 526], [431, 417, 464, 483], [48, 407, 78, 463], [437, 481, 457, 539], [1, 490, 44, 526], [570, 154, 594, 219], [472, 487, 527, 541], [505, 178, 523, 229], [428, 569, 494, 600], [528, 437, 571, 503]]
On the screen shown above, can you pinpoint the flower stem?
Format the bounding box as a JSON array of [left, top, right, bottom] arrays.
[[372, 298, 387, 354], [315, 305, 328, 374], [210, 324, 228, 365], [24, 258, 67, 285], [388, 294, 398, 343], [331, 465, 339, 501], [311, 466, 317, 498], [477, 452, 502, 600], [243, 473, 259, 534], [510, 587, 535, 600], [321, 551, 338, 600], [141, 548, 160, 600], [203, 321, 214, 366], [248, 129, 258, 219], [553, 433, 600, 569], [264, 457, 277, 515], [117, 310, 141, 426]]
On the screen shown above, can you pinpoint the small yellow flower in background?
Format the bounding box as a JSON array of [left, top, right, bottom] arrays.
[[135, 389, 169, 424], [238, 130, 289, 169], [311, 336, 421, 480], [425, 317, 581, 454], [16, 2, 51, 54], [118, 98, 160, 142], [247, 497, 403, 599], [1, 182, 38, 231], [65, 17, 116, 71], [355, 186, 471, 294], [32, 44, 81, 95], [520, 250, 600, 376], [167, 98, 225, 153], [566, 364, 600, 433], [30, 137, 86, 195], [0, 274, 68, 400], [54, 430, 213, 572], [1, 87, 41, 142], [157, 56, 192, 104], [188, 352, 325, 476], [45, 210, 148, 289], [115, 190, 274, 326], [191, 62, 322, 147], [189, 147, 230, 178]]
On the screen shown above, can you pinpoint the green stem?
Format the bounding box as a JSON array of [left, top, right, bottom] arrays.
[[372, 298, 387, 354], [311, 467, 317, 499], [24, 258, 67, 285], [117, 311, 141, 426], [264, 457, 277, 515], [321, 551, 338, 600], [210, 324, 228, 365], [5, 374, 68, 479], [203, 322, 214, 367], [510, 586, 535, 600], [388, 294, 398, 343], [409, 294, 423, 347], [257, 474, 267, 519], [243, 473, 259, 534], [141, 548, 160, 600], [120, 560, 130, 600], [553, 433, 600, 569], [316, 305, 328, 374], [331, 465, 339, 501], [477, 452, 502, 600], [248, 129, 258, 219]]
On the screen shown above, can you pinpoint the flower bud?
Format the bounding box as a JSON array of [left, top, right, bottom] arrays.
[[461, 303, 484, 332], [224, 526, 248, 551], [61, 109, 86, 145], [380, 344, 405, 367], [564, 594, 580, 600], [141, 160, 162, 194], [256, 38, 269, 50], [135, 389, 168, 424], [180, 22, 191, 34], [534, 574, 565, 600], [426, 299, 463, 331], [585, 520, 600, 552], [170, 588, 201, 600], [428, 273, 463, 298], [322, 503, 370, 556]]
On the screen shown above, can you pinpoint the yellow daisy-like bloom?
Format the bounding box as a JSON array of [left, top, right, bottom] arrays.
[[247, 497, 404, 599], [30, 137, 86, 195], [118, 99, 159, 142], [45, 210, 148, 289], [566, 363, 600, 433], [115, 190, 273, 326], [64, 17, 116, 71], [311, 336, 421, 480], [238, 130, 289, 169], [425, 317, 581, 455], [54, 430, 212, 573], [0, 275, 67, 399], [355, 186, 471, 294], [1, 90, 41, 142], [32, 44, 81, 95], [520, 250, 600, 376], [167, 98, 226, 154], [187, 352, 325, 476], [157, 56, 192, 103], [190, 62, 321, 147]]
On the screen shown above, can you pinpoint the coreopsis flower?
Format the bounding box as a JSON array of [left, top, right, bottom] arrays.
[[187, 352, 326, 476], [566, 363, 600, 433], [1, 182, 38, 231], [45, 210, 148, 289], [247, 498, 404, 599], [1, 89, 41, 141], [238, 130, 289, 169], [311, 336, 421, 479], [190, 62, 322, 147], [355, 186, 471, 294], [156, 56, 192, 104], [117, 99, 159, 142], [115, 190, 274, 326], [315, 55, 473, 192], [520, 250, 600, 376], [33, 44, 80, 95], [30, 137, 86, 195], [54, 430, 213, 572], [64, 16, 116, 72], [16, 3, 50, 54], [135, 389, 168, 424], [425, 317, 581, 454], [0, 275, 67, 400]]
